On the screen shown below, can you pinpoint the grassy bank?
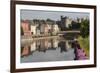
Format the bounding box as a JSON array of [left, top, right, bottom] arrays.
[[77, 36, 89, 57]]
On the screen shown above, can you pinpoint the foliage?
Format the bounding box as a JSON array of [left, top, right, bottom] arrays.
[[77, 36, 89, 57], [68, 21, 80, 30], [80, 19, 89, 38]]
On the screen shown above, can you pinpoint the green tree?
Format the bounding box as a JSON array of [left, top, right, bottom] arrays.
[[80, 19, 89, 38]]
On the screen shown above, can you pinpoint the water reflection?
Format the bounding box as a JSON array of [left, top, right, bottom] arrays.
[[21, 36, 75, 63]]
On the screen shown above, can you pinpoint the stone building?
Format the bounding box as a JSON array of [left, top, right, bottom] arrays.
[[60, 16, 72, 29]]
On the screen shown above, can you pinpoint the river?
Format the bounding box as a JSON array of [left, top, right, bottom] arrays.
[[21, 36, 76, 63]]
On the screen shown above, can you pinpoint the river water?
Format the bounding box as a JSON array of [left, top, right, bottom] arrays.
[[21, 36, 76, 63]]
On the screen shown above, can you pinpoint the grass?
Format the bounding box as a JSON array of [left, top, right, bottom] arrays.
[[77, 36, 90, 57]]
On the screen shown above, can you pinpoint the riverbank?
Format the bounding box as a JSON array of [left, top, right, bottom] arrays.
[[77, 36, 89, 57]]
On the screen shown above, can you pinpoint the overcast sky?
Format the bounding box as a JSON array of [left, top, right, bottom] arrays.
[[21, 9, 89, 21]]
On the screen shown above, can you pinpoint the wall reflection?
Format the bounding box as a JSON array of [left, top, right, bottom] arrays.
[[21, 37, 72, 57]]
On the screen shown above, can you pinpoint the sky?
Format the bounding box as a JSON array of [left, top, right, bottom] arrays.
[[20, 9, 89, 21]]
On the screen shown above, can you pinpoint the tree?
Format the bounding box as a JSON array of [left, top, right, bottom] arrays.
[[80, 19, 89, 38]]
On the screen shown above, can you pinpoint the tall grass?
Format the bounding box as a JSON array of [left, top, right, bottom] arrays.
[[77, 36, 89, 57]]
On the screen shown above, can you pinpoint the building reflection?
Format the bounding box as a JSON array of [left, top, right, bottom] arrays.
[[58, 41, 67, 53], [21, 38, 72, 57], [30, 41, 36, 52], [52, 38, 59, 48], [21, 45, 31, 57]]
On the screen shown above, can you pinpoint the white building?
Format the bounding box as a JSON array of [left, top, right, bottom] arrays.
[[31, 25, 37, 35], [52, 24, 59, 35]]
